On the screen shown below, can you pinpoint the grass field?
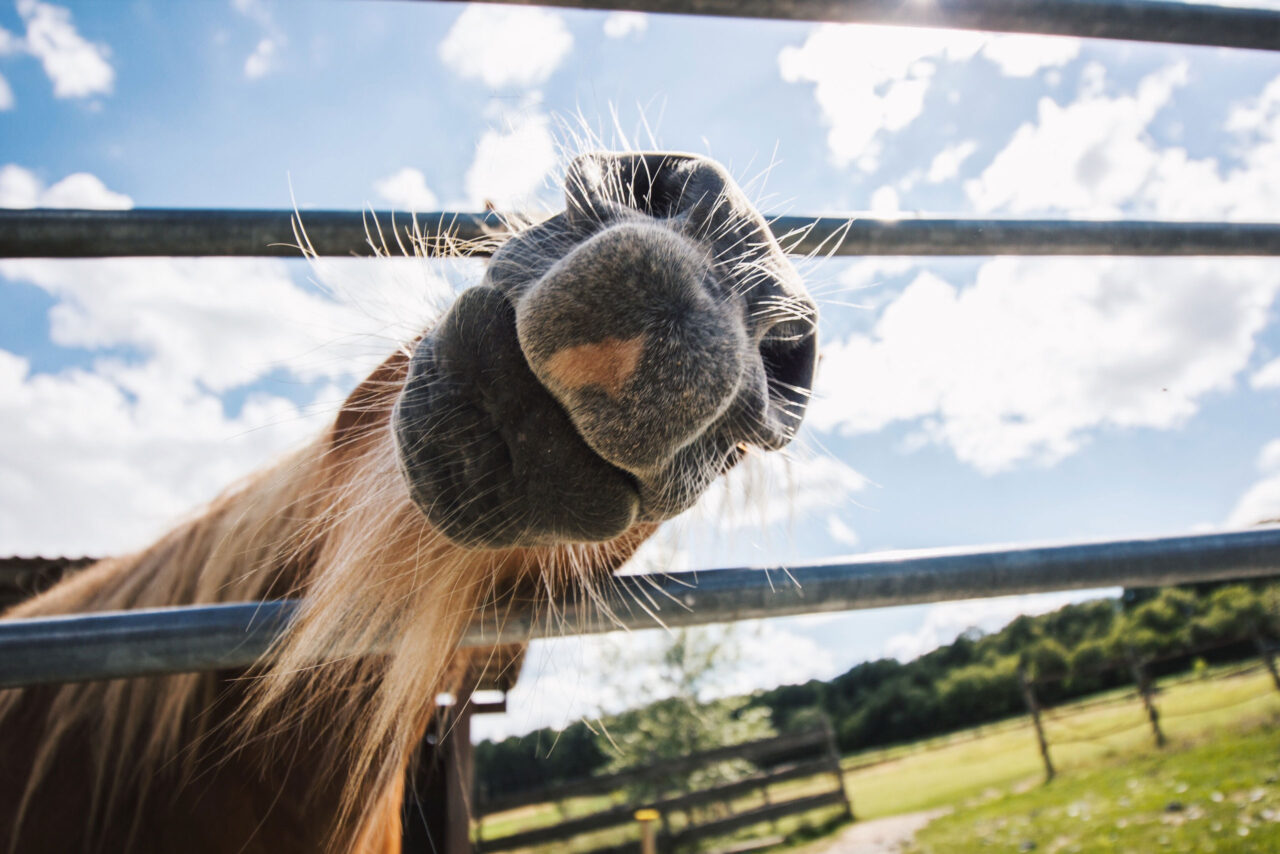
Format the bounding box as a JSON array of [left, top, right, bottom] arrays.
[[840, 664, 1280, 822], [477, 663, 1280, 852], [910, 723, 1280, 853]]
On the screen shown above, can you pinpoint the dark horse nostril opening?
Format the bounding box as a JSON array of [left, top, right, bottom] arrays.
[[759, 328, 819, 442]]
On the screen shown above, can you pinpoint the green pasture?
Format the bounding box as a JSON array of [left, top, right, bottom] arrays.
[[843, 664, 1279, 822], [910, 721, 1280, 853]]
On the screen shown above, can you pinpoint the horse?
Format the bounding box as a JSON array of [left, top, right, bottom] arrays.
[[0, 151, 818, 853]]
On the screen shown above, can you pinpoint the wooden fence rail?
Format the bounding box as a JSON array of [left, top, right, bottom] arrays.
[[474, 727, 851, 853]]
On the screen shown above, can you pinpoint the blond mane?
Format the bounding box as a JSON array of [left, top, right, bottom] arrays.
[[0, 346, 652, 852]]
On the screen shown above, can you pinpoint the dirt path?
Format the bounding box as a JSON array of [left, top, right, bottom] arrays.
[[810, 808, 949, 854]]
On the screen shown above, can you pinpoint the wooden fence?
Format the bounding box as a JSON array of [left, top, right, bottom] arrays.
[[474, 726, 852, 853]]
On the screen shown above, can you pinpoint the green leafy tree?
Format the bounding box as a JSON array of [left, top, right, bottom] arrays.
[[596, 626, 777, 801]]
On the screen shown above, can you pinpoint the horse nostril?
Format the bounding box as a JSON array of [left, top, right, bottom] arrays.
[[757, 326, 818, 443]]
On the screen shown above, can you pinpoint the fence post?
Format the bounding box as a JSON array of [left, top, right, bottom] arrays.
[[820, 717, 855, 821], [1125, 647, 1167, 748], [635, 809, 660, 854], [1017, 664, 1055, 782], [1254, 633, 1280, 693]]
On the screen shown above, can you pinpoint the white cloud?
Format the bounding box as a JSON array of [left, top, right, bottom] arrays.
[[967, 64, 1189, 216], [0, 349, 312, 556], [969, 65, 1280, 221], [0, 164, 132, 209], [233, 0, 285, 79], [0, 164, 41, 207], [809, 257, 1280, 473], [439, 6, 572, 89], [883, 591, 1099, 662], [1227, 439, 1280, 527], [927, 140, 977, 183], [39, 172, 132, 208], [981, 33, 1080, 77], [243, 37, 277, 79], [696, 449, 869, 534], [779, 25, 1078, 167], [1252, 357, 1280, 389], [464, 112, 558, 208], [869, 185, 900, 216], [825, 515, 860, 548], [16, 0, 113, 98], [0, 72, 13, 110], [603, 12, 648, 39], [374, 167, 439, 211], [0, 254, 458, 556]]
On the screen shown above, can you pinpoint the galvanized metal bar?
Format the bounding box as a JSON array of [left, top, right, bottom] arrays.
[[0, 209, 502, 259], [432, 0, 1280, 52], [0, 601, 297, 689], [1, 528, 1277, 688], [4, 209, 1280, 258]]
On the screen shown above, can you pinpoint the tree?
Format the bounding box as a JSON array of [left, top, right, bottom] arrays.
[[595, 626, 778, 801]]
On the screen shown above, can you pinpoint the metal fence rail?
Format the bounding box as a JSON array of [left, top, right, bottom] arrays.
[[4, 209, 1280, 258], [2, 527, 1277, 689], [444, 0, 1280, 52]]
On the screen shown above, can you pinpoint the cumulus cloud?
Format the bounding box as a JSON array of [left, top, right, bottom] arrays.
[[695, 449, 869, 534], [981, 33, 1080, 77], [0, 73, 13, 110], [464, 112, 558, 208], [603, 12, 648, 39], [969, 65, 1280, 220], [233, 0, 285, 79], [243, 37, 277, 79], [809, 257, 1280, 472], [967, 63, 1189, 216], [883, 592, 1101, 662], [439, 6, 572, 89], [779, 25, 1078, 167], [0, 350, 311, 556], [825, 515, 860, 548], [15, 0, 113, 98], [374, 167, 439, 211], [0, 164, 132, 209], [927, 140, 978, 183], [1252, 357, 1280, 389], [869, 185, 901, 216], [1227, 439, 1280, 528], [0, 253, 457, 556]]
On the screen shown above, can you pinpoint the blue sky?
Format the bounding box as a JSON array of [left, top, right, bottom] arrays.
[[1, 1, 1279, 740]]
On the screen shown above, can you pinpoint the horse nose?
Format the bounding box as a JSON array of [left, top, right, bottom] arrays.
[[515, 221, 748, 475]]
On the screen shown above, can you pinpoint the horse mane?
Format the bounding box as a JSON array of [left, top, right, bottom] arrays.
[[0, 342, 653, 851]]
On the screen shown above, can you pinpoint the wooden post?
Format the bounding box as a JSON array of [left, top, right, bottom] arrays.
[[1017, 664, 1055, 782], [820, 718, 855, 821], [402, 694, 476, 854], [1125, 648, 1166, 748], [635, 809, 660, 854], [1254, 633, 1280, 693]]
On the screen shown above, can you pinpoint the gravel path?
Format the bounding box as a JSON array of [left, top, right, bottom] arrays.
[[811, 808, 949, 854]]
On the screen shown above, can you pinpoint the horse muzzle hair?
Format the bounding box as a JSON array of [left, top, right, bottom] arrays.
[[394, 152, 818, 547]]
